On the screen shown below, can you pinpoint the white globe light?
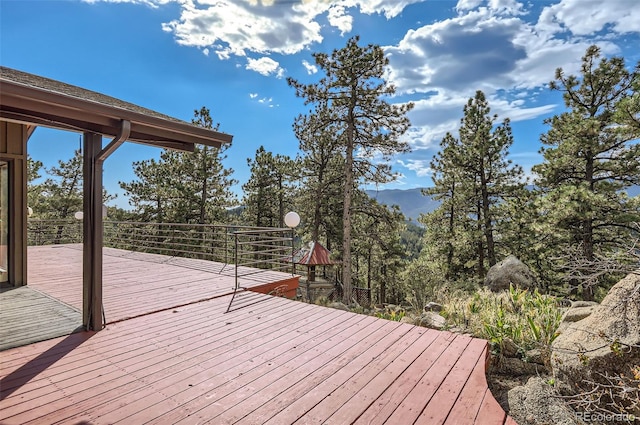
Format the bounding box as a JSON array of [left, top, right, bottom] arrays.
[[74, 211, 84, 220], [284, 211, 300, 228]]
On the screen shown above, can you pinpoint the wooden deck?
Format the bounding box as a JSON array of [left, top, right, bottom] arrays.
[[27, 244, 299, 324], [0, 244, 513, 424]]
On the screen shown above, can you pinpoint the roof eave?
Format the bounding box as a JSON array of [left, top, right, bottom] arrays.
[[0, 78, 233, 149]]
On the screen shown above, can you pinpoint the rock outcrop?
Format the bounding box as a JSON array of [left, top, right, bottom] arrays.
[[507, 377, 582, 425], [552, 271, 639, 377], [551, 271, 640, 417], [484, 255, 537, 292]]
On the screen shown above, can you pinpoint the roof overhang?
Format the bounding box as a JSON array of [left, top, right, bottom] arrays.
[[0, 67, 233, 152]]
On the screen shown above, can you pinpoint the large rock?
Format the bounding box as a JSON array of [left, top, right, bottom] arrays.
[[551, 271, 640, 411], [507, 377, 582, 425], [484, 255, 536, 292], [417, 312, 446, 330]]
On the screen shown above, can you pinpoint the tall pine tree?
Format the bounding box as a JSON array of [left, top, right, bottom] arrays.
[[425, 91, 523, 282], [288, 36, 413, 304], [533, 46, 640, 299]]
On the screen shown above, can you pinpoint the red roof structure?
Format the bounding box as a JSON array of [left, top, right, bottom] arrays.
[[295, 241, 339, 266]]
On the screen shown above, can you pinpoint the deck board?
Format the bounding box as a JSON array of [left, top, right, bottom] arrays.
[[0, 244, 511, 424], [26, 244, 298, 324], [0, 285, 82, 350]]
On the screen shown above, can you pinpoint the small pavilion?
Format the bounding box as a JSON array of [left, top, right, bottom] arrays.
[[293, 241, 339, 282]]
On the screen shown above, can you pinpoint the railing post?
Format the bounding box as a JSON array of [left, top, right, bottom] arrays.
[[234, 232, 239, 290], [291, 228, 295, 277]]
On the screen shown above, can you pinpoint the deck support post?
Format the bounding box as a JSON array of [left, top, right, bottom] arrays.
[[83, 132, 104, 331]]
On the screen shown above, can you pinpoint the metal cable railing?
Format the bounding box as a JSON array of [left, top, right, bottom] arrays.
[[27, 220, 296, 298]]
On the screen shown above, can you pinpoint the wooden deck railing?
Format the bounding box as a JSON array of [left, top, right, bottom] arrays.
[[27, 219, 296, 290]]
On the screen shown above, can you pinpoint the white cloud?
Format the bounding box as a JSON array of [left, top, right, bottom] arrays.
[[302, 60, 318, 75], [385, 8, 530, 95], [245, 56, 285, 78], [327, 4, 353, 35], [537, 0, 640, 36], [456, 0, 483, 12], [487, 95, 556, 122], [87, 0, 424, 61], [251, 95, 277, 108], [352, 0, 424, 19], [398, 159, 432, 177]]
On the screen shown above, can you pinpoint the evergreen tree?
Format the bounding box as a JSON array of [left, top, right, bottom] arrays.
[[350, 194, 406, 305], [120, 106, 237, 224], [533, 46, 640, 299], [425, 91, 523, 282], [27, 155, 43, 214], [242, 146, 297, 228], [120, 156, 173, 222], [288, 36, 413, 304], [39, 149, 84, 220], [294, 111, 344, 249], [165, 107, 238, 224]]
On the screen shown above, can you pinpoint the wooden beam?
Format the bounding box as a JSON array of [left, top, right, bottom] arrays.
[[82, 132, 103, 331], [0, 121, 28, 287]]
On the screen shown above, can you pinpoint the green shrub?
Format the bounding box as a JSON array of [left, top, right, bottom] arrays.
[[441, 285, 563, 359]]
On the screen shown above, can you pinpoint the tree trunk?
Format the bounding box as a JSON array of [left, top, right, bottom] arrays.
[[199, 146, 208, 225], [477, 200, 485, 281], [367, 246, 372, 291], [312, 168, 324, 243], [480, 170, 496, 267], [380, 264, 386, 304], [341, 122, 355, 304], [446, 180, 455, 279], [582, 152, 595, 300]]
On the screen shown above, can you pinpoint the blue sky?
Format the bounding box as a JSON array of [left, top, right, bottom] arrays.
[[2, 0, 639, 210]]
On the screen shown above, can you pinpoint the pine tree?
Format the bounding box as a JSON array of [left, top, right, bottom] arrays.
[[242, 146, 297, 228], [26, 155, 43, 215], [425, 91, 523, 282], [39, 149, 84, 220], [533, 46, 640, 299], [120, 156, 173, 222], [288, 36, 413, 304], [294, 111, 344, 249], [120, 107, 237, 224]]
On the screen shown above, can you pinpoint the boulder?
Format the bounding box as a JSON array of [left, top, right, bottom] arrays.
[[561, 305, 597, 323], [424, 302, 443, 312], [524, 349, 546, 366], [484, 255, 536, 292], [328, 302, 350, 312], [570, 300, 599, 308], [507, 377, 582, 425], [494, 357, 544, 376], [417, 311, 446, 330], [501, 337, 520, 358], [551, 271, 640, 398]]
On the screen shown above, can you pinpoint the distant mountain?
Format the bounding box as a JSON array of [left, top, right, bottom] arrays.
[[367, 185, 640, 223], [365, 188, 438, 223]]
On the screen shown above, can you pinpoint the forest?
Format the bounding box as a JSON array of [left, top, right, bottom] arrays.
[[27, 40, 639, 309]]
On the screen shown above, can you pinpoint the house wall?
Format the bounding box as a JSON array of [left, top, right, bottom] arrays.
[[0, 121, 29, 286]]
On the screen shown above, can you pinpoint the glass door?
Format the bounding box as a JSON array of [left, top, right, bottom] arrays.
[[0, 161, 8, 283]]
